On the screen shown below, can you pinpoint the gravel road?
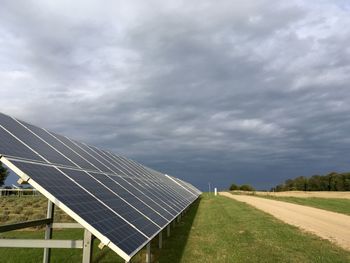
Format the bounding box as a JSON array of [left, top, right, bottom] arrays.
[[220, 192, 350, 251], [252, 191, 350, 199]]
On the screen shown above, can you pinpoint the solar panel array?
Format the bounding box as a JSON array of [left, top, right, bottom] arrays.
[[0, 112, 201, 261]]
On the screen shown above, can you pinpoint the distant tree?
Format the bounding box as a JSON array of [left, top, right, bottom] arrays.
[[327, 172, 338, 191], [274, 184, 285, 192], [229, 183, 239, 191], [0, 162, 8, 187], [294, 176, 308, 191], [239, 184, 255, 191], [272, 172, 350, 192], [284, 179, 296, 191], [308, 175, 322, 191], [343, 173, 350, 191]]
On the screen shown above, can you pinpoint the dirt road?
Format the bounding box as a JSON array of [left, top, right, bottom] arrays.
[[252, 191, 350, 199], [220, 192, 350, 251]]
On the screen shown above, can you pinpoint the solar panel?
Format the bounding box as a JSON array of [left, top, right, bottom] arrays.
[[0, 112, 201, 261]]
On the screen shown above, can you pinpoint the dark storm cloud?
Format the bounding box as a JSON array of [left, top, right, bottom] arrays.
[[1, 0, 350, 190]]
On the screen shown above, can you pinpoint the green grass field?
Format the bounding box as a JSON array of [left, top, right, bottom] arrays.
[[253, 196, 350, 216], [1, 195, 350, 262]]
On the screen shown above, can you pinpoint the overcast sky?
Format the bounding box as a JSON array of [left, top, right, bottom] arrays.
[[1, 1, 350, 190]]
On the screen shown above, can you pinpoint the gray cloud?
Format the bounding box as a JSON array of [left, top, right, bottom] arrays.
[[1, 0, 350, 190]]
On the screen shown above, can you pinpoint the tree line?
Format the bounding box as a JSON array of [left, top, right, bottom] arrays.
[[271, 172, 350, 192], [229, 183, 255, 191]]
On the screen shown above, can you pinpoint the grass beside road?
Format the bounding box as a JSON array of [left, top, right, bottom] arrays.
[[256, 196, 350, 216], [230, 192, 350, 216], [1, 194, 350, 262], [166, 194, 350, 263]]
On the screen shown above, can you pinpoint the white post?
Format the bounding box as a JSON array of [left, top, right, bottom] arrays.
[[43, 200, 54, 263], [82, 229, 93, 263], [214, 188, 217, 196], [145, 242, 151, 263]]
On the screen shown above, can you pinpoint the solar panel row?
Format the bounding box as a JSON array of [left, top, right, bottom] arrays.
[[0, 112, 201, 260]]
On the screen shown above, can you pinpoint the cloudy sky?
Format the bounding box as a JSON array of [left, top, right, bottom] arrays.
[[1, 0, 350, 190]]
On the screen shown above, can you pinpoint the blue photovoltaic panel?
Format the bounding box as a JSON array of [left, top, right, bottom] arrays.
[[95, 150, 190, 212], [171, 176, 201, 197], [58, 167, 161, 237], [0, 114, 74, 167], [18, 122, 99, 172], [10, 160, 147, 255], [0, 126, 43, 162], [107, 153, 193, 208], [0, 112, 201, 260]]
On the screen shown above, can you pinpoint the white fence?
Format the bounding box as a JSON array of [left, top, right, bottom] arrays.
[[0, 188, 40, 197]]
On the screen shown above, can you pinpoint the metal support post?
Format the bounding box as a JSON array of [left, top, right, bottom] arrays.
[[43, 200, 54, 263], [158, 231, 162, 249], [0, 218, 52, 233], [0, 239, 83, 248], [82, 229, 93, 263], [167, 225, 170, 237], [145, 242, 151, 263]]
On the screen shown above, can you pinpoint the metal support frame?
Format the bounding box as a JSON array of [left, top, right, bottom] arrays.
[[43, 200, 55, 263], [0, 239, 84, 248], [145, 242, 151, 263], [82, 229, 93, 263], [0, 198, 94, 263], [158, 231, 162, 249], [0, 218, 52, 233], [167, 224, 170, 237], [52, 223, 83, 228]]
